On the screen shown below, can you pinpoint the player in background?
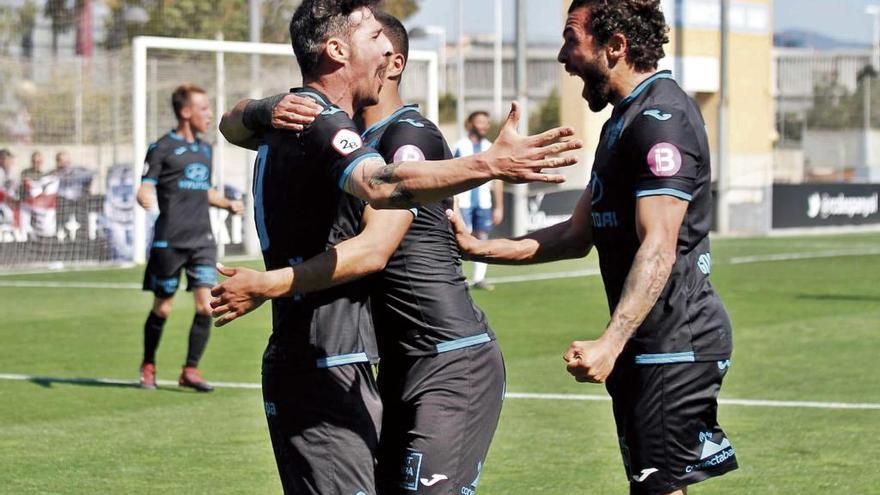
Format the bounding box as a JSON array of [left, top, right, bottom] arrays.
[[453, 111, 504, 290], [137, 84, 244, 392], [212, 11, 504, 494], [447, 1, 737, 494]]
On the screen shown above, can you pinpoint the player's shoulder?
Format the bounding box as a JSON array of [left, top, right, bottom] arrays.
[[387, 108, 440, 135], [626, 88, 699, 145], [150, 132, 177, 150], [147, 133, 179, 158]]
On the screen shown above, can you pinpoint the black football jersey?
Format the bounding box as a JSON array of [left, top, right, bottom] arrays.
[[361, 105, 494, 357], [589, 71, 732, 362], [142, 131, 215, 248], [254, 88, 384, 371]]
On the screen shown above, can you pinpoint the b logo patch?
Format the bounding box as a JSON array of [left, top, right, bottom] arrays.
[[332, 129, 363, 156], [647, 142, 682, 177], [392, 145, 425, 163]]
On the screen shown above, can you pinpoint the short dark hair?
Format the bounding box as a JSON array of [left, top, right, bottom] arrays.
[[289, 0, 381, 78], [375, 10, 409, 68], [568, 0, 669, 72], [467, 111, 490, 124], [171, 84, 206, 120]]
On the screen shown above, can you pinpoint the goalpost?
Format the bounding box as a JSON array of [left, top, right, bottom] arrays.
[[132, 36, 439, 264]]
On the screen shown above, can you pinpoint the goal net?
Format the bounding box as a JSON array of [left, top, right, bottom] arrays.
[[0, 37, 438, 269]]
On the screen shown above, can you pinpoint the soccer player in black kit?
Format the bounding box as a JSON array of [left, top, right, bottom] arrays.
[[448, 1, 737, 494], [213, 12, 504, 495], [215, 1, 578, 492], [137, 84, 243, 392]]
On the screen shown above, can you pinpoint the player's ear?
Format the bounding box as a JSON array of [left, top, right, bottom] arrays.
[[388, 54, 405, 79], [606, 32, 627, 67], [325, 37, 349, 65], [179, 104, 193, 121]]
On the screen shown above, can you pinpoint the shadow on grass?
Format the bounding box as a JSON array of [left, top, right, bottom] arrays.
[[795, 293, 880, 303], [27, 375, 190, 393]]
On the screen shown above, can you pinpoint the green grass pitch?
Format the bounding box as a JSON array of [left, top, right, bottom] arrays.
[[1, 233, 879, 494]]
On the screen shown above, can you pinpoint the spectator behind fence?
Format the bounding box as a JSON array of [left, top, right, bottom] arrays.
[[0, 149, 18, 226], [0, 148, 17, 196], [53, 151, 94, 236], [20, 151, 46, 183]]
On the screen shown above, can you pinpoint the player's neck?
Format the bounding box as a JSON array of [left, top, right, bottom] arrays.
[[304, 76, 355, 117], [609, 69, 657, 106], [174, 122, 197, 143], [468, 134, 483, 144], [360, 84, 404, 128]]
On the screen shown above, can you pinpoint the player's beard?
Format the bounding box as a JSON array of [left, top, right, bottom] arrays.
[[580, 60, 612, 113], [353, 61, 388, 110]]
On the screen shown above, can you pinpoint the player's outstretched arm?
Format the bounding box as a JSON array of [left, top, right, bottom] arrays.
[[219, 94, 323, 150], [342, 102, 583, 209], [564, 195, 687, 383], [446, 189, 593, 265], [209, 207, 413, 327]]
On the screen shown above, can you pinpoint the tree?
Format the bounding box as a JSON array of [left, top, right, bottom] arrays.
[[105, 0, 421, 48], [383, 0, 419, 20], [44, 0, 74, 55], [19, 0, 38, 58], [529, 88, 560, 133]]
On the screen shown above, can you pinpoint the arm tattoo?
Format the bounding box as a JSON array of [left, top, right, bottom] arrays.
[[362, 161, 419, 208], [367, 162, 400, 187], [608, 245, 674, 342]]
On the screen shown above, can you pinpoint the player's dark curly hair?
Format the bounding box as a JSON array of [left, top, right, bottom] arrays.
[[289, 0, 382, 78], [568, 0, 669, 72]]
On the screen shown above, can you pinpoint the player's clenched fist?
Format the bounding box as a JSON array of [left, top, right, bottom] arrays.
[[563, 338, 621, 383]]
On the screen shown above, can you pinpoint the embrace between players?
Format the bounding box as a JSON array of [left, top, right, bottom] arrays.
[[201, 1, 736, 494]]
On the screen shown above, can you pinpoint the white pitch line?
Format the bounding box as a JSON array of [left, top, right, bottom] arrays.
[[1, 248, 879, 290], [0, 280, 141, 289], [728, 248, 880, 265], [2, 373, 878, 410], [507, 392, 880, 410]]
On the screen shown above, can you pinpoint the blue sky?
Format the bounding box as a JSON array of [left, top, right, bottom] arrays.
[[774, 0, 875, 44], [404, 0, 876, 46]]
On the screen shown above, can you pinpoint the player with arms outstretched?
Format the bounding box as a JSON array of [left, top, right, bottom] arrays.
[[448, 2, 737, 494]]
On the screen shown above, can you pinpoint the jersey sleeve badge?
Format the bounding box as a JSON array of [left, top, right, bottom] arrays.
[[647, 142, 683, 177], [392, 144, 426, 162], [331, 129, 363, 156]]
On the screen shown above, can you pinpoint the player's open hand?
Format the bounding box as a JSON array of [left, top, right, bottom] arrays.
[[486, 102, 583, 184], [563, 338, 621, 383], [272, 94, 323, 132], [210, 263, 269, 327], [445, 207, 480, 259]]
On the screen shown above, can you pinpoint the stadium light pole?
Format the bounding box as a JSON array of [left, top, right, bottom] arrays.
[[493, 0, 503, 120], [716, 0, 730, 234], [863, 5, 880, 181], [512, 0, 529, 237], [457, 0, 466, 140], [243, 0, 262, 256]]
